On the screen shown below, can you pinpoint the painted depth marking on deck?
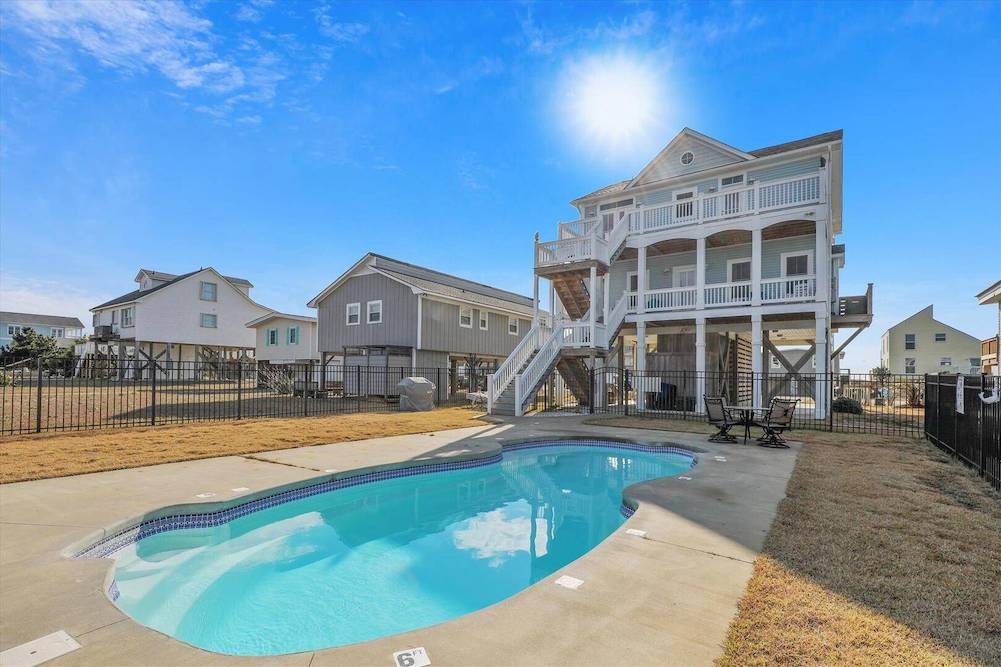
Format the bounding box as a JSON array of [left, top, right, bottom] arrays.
[[231, 487, 250, 492], [625, 528, 647, 538], [678, 476, 693, 480], [713, 456, 727, 462], [554, 575, 584, 590], [195, 492, 216, 498], [392, 646, 431, 667], [0, 630, 80, 666]]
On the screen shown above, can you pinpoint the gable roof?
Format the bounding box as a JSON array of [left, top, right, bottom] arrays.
[[247, 312, 317, 328], [572, 128, 843, 205], [976, 278, 1001, 305], [136, 268, 252, 287], [0, 312, 84, 328], [307, 253, 535, 316], [886, 305, 981, 340], [93, 268, 261, 311]]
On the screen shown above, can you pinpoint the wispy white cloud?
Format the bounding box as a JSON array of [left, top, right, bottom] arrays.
[[313, 3, 370, 43], [235, 0, 273, 24], [0, 272, 105, 332], [432, 56, 503, 95], [457, 153, 494, 191]]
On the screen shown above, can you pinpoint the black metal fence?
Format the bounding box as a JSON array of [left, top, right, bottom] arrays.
[[0, 357, 486, 435], [925, 373, 1000, 491], [529, 368, 927, 437]]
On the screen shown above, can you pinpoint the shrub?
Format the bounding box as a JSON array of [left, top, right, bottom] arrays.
[[832, 396, 864, 414]]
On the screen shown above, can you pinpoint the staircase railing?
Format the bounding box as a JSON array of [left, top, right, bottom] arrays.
[[605, 292, 629, 346], [514, 325, 564, 416], [488, 323, 551, 411]]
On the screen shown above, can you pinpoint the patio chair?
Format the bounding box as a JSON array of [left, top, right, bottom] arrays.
[[754, 398, 799, 448], [704, 395, 737, 443]]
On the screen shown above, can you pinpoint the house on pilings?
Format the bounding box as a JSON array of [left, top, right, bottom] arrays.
[[81, 268, 270, 379]]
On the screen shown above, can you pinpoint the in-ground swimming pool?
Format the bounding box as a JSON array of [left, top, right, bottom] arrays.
[[84, 440, 694, 655]]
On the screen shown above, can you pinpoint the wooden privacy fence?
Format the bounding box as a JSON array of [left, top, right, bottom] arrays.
[[925, 374, 1001, 491]]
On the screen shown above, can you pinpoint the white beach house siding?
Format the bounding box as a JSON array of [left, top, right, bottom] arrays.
[[253, 317, 318, 362]]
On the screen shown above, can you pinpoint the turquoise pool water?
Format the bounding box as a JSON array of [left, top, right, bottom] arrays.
[[109, 441, 694, 655]]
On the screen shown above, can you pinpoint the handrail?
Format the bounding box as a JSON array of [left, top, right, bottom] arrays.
[[606, 292, 629, 344], [514, 325, 564, 416], [488, 323, 551, 406]]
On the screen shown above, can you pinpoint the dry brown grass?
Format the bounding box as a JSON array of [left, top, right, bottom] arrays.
[[587, 416, 1001, 665], [0, 408, 487, 484]]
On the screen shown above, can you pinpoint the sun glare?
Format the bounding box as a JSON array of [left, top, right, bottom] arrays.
[[556, 53, 670, 160]]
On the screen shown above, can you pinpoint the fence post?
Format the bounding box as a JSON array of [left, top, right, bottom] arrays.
[[828, 372, 833, 432], [35, 356, 43, 433], [356, 366, 362, 413], [981, 374, 987, 479], [149, 361, 157, 426], [623, 369, 630, 417], [237, 361, 243, 420], [588, 367, 595, 415], [304, 361, 312, 417]]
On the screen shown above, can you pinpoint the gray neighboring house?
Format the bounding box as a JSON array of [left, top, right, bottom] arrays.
[[307, 254, 540, 385], [0, 312, 85, 349]]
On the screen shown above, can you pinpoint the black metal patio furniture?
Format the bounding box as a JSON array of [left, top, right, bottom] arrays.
[[704, 395, 738, 443], [754, 398, 799, 448]]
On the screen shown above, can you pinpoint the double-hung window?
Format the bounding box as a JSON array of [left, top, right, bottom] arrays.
[[934, 333, 946, 342], [200, 313, 217, 328], [200, 281, 217, 302], [287, 326, 300, 345], [367, 300, 382, 324], [121, 307, 134, 327], [346, 303, 360, 325], [266, 328, 278, 346], [904, 334, 916, 350], [782, 253, 811, 277], [673, 265, 696, 288], [508, 316, 519, 336], [479, 310, 489, 330], [459, 306, 473, 328], [904, 358, 916, 374]]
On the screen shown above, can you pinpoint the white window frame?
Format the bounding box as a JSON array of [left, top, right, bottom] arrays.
[[111, 310, 118, 325], [199, 281, 218, 302], [721, 173, 745, 189], [199, 313, 217, 329], [626, 270, 651, 292], [508, 316, 519, 336], [904, 357, 916, 374], [934, 332, 947, 342], [287, 326, 299, 345], [905, 333, 916, 350], [459, 306, 473, 328], [366, 300, 383, 325], [727, 258, 752, 283], [266, 328, 278, 346], [672, 264, 696, 289], [346, 302, 361, 326], [780, 250, 813, 277], [479, 310, 489, 331], [51, 327, 64, 338], [940, 357, 952, 367], [121, 307, 134, 327]]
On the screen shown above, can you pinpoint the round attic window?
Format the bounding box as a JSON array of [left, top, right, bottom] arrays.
[[680, 151, 695, 165]]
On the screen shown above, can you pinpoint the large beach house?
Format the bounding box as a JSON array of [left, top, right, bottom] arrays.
[[488, 128, 872, 416]]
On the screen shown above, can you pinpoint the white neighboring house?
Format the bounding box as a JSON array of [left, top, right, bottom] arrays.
[[85, 268, 270, 376], [247, 312, 319, 365]]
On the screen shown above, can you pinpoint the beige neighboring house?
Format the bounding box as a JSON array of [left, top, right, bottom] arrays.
[[880, 305, 982, 376], [247, 312, 320, 365], [976, 278, 1000, 375]]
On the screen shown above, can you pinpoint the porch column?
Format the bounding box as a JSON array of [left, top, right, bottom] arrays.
[[589, 265, 597, 347], [751, 314, 763, 407], [696, 236, 706, 310], [602, 272, 610, 326], [637, 244, 647, 315], [751, 226, 762, 306], [695, 317, 706, 413], [815, 312, 829, 419], [636, 320, 647, 411], [815, 219, 830, 305], [533, 273, 540, 328], [549, 280, 556, 326]]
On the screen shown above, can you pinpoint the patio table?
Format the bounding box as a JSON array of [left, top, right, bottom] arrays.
[[724, 404, 770, 444]]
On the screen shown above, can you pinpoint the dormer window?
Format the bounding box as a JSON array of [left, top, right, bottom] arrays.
[[680, 151, 694, 165]]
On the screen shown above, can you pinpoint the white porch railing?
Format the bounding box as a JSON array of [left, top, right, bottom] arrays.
[[535, 235, 608, 268], [760, 276, 817, 303], [559, 321, 606, 348], [487, 323, 552, 410], [514, 325, 564, 416], [626, 287, 698, 313], [542, 174, 823, 259], [606, 292, 629, 339], [704, 282, 753, 307]]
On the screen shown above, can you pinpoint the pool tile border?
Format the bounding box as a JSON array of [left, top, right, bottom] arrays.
[[74, 439, 695, 560]]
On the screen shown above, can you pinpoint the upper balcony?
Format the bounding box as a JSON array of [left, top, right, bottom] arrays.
[[536, 173, 823, 271]]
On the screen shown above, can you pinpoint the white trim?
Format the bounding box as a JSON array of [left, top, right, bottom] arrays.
[[479, 309, 489, 331], [199, 281, 218, 302], [508, 316, 519, 336], [345, 302, 361, 326], [779, 250, 813, 277], [671, 264, 697, 288], [416, 295, 423, 350], [246, 311, 317, 327], [459, 305, 473, 328], [366, 300, 383, 324], [726, 257, 752, 282], [625, 128, 755, 191], [420, 293, 533, 320]]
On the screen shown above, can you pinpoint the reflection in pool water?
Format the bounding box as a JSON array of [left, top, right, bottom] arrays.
[[111, 442, 693, 655]]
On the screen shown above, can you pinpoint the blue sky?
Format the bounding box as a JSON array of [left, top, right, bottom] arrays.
[[1, 0, 998, 369]]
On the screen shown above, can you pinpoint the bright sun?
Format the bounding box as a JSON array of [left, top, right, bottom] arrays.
[[556, 53, 670, 159]]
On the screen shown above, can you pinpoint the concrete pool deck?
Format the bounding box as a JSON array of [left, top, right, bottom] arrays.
[[0, 416, 799, 666]]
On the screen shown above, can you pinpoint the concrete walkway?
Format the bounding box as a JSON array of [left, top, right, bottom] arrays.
[[0, 416, 799, 666]]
